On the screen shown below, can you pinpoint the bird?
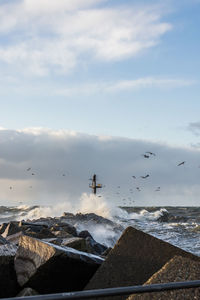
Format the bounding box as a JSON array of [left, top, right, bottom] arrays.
[[132, 176, 136, 179], [146, 151, 156, 156], [177, 161, 185, 166], [62, 174, 66, 176], [136, 187, 141, 191], [155, 187, 160, 191], [27, 167, 31, 171], [9, 186, 12, 190], [140, 174, 150, 179], [31, 173, 35, 175], [142, 154, 149, 158]]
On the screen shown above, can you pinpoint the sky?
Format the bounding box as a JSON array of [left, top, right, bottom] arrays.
[[0, 0, 200, 208]]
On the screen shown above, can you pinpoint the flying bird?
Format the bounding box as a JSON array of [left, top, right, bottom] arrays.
[[155, 187, 160, 192], [31, 173, 35, 175], [177, 161, 185, 166], [140, 174, 150, 179], [136, 187, 141, 191], [142, 154, 149, 158], [146, 151, 156, 156], [27, 167, 31, 171], [132, 176, 136, 179]]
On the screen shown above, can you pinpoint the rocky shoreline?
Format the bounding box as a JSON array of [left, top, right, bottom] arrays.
[[0, 212, 200, 299]]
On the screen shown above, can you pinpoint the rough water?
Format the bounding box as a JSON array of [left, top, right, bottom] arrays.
[[0, 205, 200, 257]]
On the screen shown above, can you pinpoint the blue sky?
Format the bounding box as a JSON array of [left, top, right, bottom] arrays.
[[0, 0, 200, 208]]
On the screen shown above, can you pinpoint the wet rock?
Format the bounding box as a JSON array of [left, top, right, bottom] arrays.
[[17, 287, 38, 297], [78, 230, 93, 239], [85, 237, 107, 255], [61, 237, 87, 251], [0, 244, 19, 298], [51, 230, 73, 238], [42, 238, 63, 246], [85, 226, 200, 300], [6, 232, 24, 245], [0, 234, 9, 245], [127, 256, 200, 300], [157, 211, 169, 222], [2, 222, 21, 238], [15, 235, 104, 294], [0, 223, 8, 234], [25, 228, 56, 239], [59, 223, 77, 236]]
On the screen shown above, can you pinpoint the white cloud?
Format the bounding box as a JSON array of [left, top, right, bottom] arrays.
[[0, 1, 172, 76], [0, 127, 200, 206], [54, 77, 196, 96]]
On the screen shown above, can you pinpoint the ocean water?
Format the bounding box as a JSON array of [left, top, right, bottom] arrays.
[[0, 205, 200, 257]]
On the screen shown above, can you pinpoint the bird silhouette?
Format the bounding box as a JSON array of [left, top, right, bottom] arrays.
[[155, 187, 160, 191], [146, 151, 156, 156], [27, 167, 31, 171], [142, 154, 149, 158], [132, 176, 136, 179], [177, 161, 185, 166], [31, 173, 35, 175], [136, 187, 141, 191], [140, 174, 149, 179]]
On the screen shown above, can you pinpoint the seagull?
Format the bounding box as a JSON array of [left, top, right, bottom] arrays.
[[9, 186, 12, 190], [136, 187, 141, 191], [132, 176, 136, 179], [140, 174, 150, 179], [27, 167, 31, 171], [142, 154, 149, 158], [31, 173, 35, 175], [62, 174, 66, 176], [177, 161, 185, 166], [146, 152, 156, 156], [155, 187, 160, 191]]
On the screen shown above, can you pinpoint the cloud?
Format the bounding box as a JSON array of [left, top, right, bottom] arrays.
[[0, 1, 172, 76], [0, 127, 200, 207], [55, 77, 196, 96], [187, 122, 200, 136]]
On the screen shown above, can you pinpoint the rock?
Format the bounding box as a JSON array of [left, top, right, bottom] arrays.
[[6, 232, 24, 245], [0, 223, 8, 234], [0, 234, 9, 245], [17, 287, 38, 297], [62, 212, 74, 218], [78, 230, 93, 239], [85, 226, 200, 300], [1, 222, 21, 238], [42, 238, 63, 246], [25, 228, 56, 239], [0, 244, 19, 298], [59, 223, 77, 236], [51, 230, 74, 238], [85, 237, 107, 255], [127, 256, 200, 300], [15, 235, 104, 294], [61, 237, 88, 251]]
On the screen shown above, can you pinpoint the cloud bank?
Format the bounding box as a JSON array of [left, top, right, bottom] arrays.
[[0, 0, 172, 76], [0, 127, 200, 207]]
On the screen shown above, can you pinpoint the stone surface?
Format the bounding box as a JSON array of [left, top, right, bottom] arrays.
[[0, 234, 9, 245], [1, 222, 21, 238], [127, 256, 200, 300], [0, 244, 19, 298], [17, 287, 38, 297], [6, 231, 24, 245], [85, 226, 200, 300], [15, 235, 104, 294]]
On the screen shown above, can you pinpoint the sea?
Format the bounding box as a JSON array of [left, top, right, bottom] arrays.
[[0, 205, 200, 257]]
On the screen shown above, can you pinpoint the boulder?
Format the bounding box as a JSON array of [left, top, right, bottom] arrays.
[[17, 287, 38, 297], [15, 235, 104, 294], [0, 223, 8, 234], [0, 244, 19, 298], [1, 222, 21, 238], [127, 256, 200, 300], [25, 227, 56, 239], [85, 226, 200, 300], [0, 234, 9, 245], [61, 237, 88, 251]]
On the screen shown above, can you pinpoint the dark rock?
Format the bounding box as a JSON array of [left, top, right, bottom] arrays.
[[59, 223, 77, 236], [0, 244, 19, 298], [51, 230, 73, 238], [42, 238, 63, 246], [6, 232, 23, 245], [101, 247, 112, 257], [0, 234, 9, 245], [0, 223, 8, 235], [85, 237, 107, 256], [85, 226, 200, 300], [127, 256, 200, 300], [78, 230, 93, 239], [17, 287, 38, 297], [25, 228, 56, 239], [157, 211, 169, 222], [15, 235, 104, 294], [2, 222, 21, 238], [61, 237, 87, 251]]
